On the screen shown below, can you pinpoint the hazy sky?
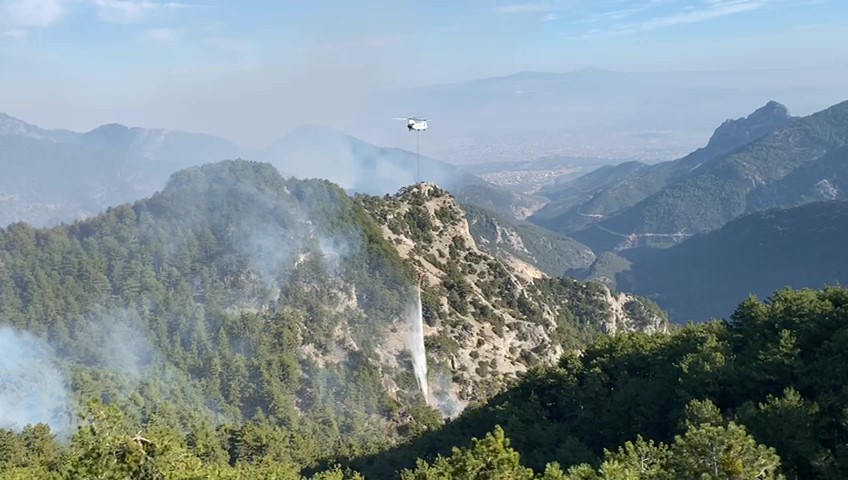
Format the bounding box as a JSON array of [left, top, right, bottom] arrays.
[[1, 0, 847, 146]]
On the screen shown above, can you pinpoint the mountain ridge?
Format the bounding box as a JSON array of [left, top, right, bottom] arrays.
[[529, 99, 797, 235], [598, 99, 848, 237], [534, 98, 848, 251], [0, 112, 540, 233]]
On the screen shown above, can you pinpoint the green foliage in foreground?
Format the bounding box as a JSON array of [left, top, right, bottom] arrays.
[[0, 400, 364, 480], [399, 421, 782, 480], [0, 407, 782, 480], [350, 286, 848, 479]]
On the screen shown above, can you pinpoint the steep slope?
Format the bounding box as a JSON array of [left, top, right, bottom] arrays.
[[360, 183, 667, 404], [538, 160, 649, 201], [750, 144, 848, 208], [574, 99, 848, 250], [0, 160, 666, 465], [565, 251, 632, 290], [463, 203, 596, 277], [531, 101, 795, 234], [705, 100, 795, 152], [615, 201, 848, 322], [530, 161, 649, 227]]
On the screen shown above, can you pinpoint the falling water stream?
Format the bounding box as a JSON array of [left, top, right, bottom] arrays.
[[410, 285, 429, 403]]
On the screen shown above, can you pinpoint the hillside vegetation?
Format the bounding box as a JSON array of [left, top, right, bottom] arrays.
[[358, 183, 666, 403], [348, 286, 848, 479], [463, 203, 596, 277], [615, 200, 848, 321], [4, 286, 842, 478], [0, 160, 665, 478]]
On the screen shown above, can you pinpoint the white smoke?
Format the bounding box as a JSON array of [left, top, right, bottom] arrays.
[[70, 309, 157, 383], [0, 326, 73, 438], [318, 235, 351, 277], [242, 221, 301, 301], [430, 369, 467, 419]]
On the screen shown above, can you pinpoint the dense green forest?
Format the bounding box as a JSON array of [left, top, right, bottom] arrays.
[[0, 160, 437, 475], [602, 100, 848, 234], [530, 100, 793, 236]]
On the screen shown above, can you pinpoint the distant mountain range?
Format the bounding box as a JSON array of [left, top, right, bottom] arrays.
[[367, 67, 848, 163], [530, 99, 848, 251], [0, 113, 536, 229]]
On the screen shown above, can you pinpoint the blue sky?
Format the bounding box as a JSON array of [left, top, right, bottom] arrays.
[[1, 0, 847, 145]]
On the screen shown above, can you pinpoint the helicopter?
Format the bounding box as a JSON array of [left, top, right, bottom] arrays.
[[394, 117, 428, 131], [392, 117, 428, 182]]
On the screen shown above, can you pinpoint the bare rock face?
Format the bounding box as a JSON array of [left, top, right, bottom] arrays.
[[362, 182, 668, 410], [707, 100, 794, 154]]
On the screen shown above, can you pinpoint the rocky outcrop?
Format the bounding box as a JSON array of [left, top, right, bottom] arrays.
[[706, 100, 794, 154], [362, 183, 668, 410]]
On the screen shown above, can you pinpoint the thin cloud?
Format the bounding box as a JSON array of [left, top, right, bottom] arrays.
[[578, 4, 659, 24], [141, 27, 176, 42], [5, 0, 66, 27], [495, 3, 556, 14], [204, 36, 256, 55], [540, 12, 559, 21], [607, 0, 770, 35], [3, 29, 29, 42], [580, 9, 638, 24], [91, 0, 190, 24], [301, 35, 402, 54]]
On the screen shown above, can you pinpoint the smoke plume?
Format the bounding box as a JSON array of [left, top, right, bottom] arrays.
[[0, 326, 73, 437], [430, 369, 467, 419]]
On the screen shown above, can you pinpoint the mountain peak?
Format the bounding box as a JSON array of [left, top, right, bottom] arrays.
[[706, 100, 794, 152], [753, 100, 790, 118], [0, 112, 48, 138], [87, 123, 130, 134]]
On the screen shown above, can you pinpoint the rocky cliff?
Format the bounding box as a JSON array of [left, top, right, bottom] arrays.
[[706, 100, 794, 153], [359, 183, 668, 412]]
